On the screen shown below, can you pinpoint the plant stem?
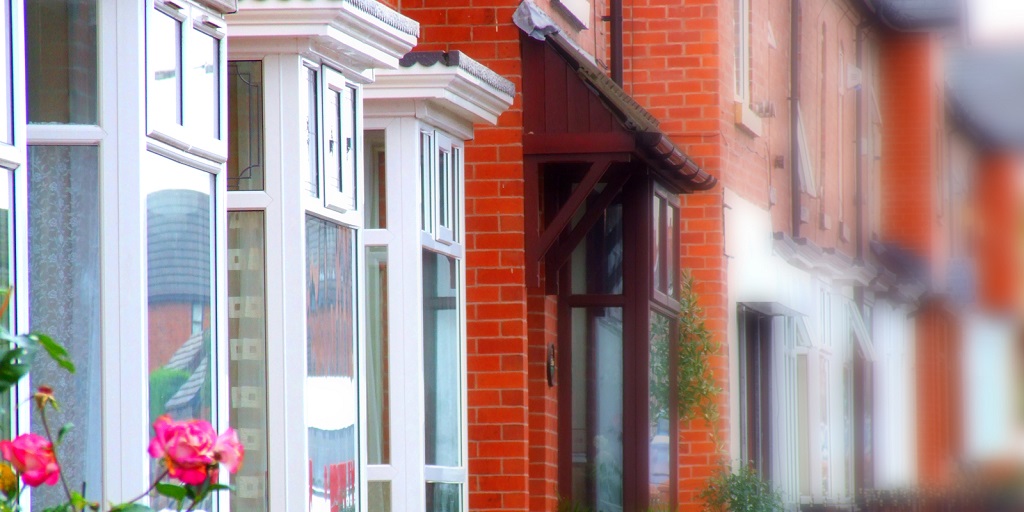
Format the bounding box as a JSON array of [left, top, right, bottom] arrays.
[[37, 406, 74, 507], [122, 469, 169, 505]]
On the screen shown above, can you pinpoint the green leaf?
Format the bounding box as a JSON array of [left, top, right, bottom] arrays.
[[31, 333, 75, 374], [206, 483, 234, 492], [57, 422, 74, 444], [109, 504, 155, 512], [156, 483, 188, 502]]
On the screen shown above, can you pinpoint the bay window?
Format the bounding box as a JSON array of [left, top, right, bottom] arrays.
[[363, 50, 512, 511]]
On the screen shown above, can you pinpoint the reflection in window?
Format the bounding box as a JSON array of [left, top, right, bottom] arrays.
[[190, 28, 219, 140], [0, 170, 10, 440], [366, 247, 390, 465], [228, 211, 269, 511], [145, 159, 215, 508], [301, 68, 319, 198], [423, 250, 460, 468], [147, 7, 182, 127], [364, 130, 386, 228], [570, 307, 623, 510], [26, 0, 98, 124], [28, 146, 102, 510], [228, 61, 264, 191], [425, 482, 461, 512], [648, 313, 672, 508], [305, 217, 358, 512]]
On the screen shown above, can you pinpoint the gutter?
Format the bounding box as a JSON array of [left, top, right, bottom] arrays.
[[791, 0, 802, 237]]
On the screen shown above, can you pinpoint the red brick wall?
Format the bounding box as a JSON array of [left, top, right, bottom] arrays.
[[974, 153, 1022, 313], [914, 305, 961, 486]]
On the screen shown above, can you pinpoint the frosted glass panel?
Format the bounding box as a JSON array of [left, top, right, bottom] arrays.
[[228, 211, 269, 511], [306, 217, 358, 512], [228, 61, 264, 191], [426, 482, 461, 512]]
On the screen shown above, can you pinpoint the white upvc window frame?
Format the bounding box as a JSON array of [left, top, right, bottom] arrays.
[[362, 115, 468, 512], [146, 0, 228, 164], [323, 66, 359, 214], [0, 0, 21, 166]]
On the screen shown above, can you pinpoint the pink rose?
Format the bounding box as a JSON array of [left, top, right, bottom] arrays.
[[213, 428, 244, 474], [148, 415, 217, 485], [0, 433, 60, 487]]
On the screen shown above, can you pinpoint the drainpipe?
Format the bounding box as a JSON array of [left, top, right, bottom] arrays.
[[791, 0, 802, 237], [611, 0, 623, 86], [856, 21, 868, 261]]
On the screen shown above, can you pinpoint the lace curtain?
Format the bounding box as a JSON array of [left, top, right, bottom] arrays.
[[28, 145, 102, 509]]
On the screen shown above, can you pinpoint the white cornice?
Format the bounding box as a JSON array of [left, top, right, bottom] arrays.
[[227, 3, 417, 72], [364, 64, 515, 137]]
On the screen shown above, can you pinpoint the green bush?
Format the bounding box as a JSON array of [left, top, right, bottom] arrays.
[[700, 466, 784, 512]]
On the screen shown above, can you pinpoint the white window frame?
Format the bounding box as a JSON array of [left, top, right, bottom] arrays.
[[323, 67, 358, 213], [146, 0, 227, 164], [363, 115, 468, 511], [734, 0, 750, 103]]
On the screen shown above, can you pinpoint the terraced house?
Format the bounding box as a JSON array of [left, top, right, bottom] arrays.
[[4, 0, 1024, 511]]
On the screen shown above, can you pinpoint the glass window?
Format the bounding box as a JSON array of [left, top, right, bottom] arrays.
[[148, 6, 183, 127], [423, 250, 460, 467], [366, 247, 390, 465], [364, 130, 386, 228], [420, 132, 433, 233], [146, 161, 215, 426], [733, 0, 749, 101], [305, 216, 358, 512], [425, 482, 461, 512], [368, 481, 392, 512], [0, 0, 11, 144], [569, 307, 623, 510], [228, 61, 264, 191], [648, 312, 673, 508], [652, 188, 679, 304], [322, 70, 357, 213], [0, 169, 11, 439], [739, 307, 772, 479], [27, 146, 102, 510], [300, 67, 319, 198], [26, 0, 98, 124], [189, 26, 220, 140], [145, 158, 215, 508], [227, 211, 269, 512], [569, 195, 623, 296]]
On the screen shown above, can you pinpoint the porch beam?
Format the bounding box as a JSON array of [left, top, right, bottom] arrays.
[[547, 168, 632, 276]]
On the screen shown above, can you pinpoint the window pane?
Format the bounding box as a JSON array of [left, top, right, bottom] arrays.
[[570, 307, 623, 509], [189, 28, 219, 140], [420, 132, 432, 232], [228, 61, 264, 191], [569, 195, 623, 295], [27, 146, 102, 509], [148, 8, 182, 127], [368, 481, 391, 512], [26, 0, 98, 124], [364, 130, 386, 228], [425, 482, 461, 512], [438, 149, 450, 230], [423, 250, 460, 467], [652, 195, 663, 294], [305, 217, 358, 511], [147, 163, 215, 423], [145, 159, 215, 507], [227, 211, 268, 511], [300, 68, 319, 197], [366, 246, 390, 465], [0, 170, 10, 441], [324, 87, 340, 197], [649, 312, 672, 508], [0, 0, 11, 144], [666, 204, 677, 298]]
